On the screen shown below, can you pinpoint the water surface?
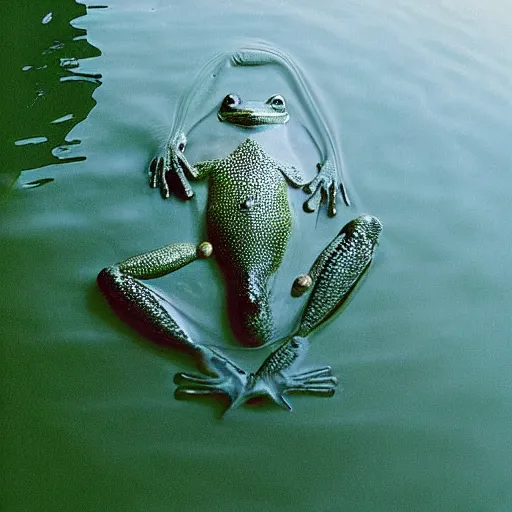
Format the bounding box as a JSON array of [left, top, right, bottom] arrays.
[[2, 0, 512, 510]]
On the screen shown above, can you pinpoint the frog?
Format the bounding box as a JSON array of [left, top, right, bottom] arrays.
[[97, 45, 382, 413]]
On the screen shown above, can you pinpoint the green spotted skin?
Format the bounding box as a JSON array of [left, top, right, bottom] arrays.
[[202, 138, 293, 346], [97, 265, 196, 351], [256, 336, 308, 378], [298, 215, 383, 336], [118, 243, 198, 279]]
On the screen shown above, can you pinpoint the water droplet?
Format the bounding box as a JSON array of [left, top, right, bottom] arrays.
[[42, 12, 53, 24]]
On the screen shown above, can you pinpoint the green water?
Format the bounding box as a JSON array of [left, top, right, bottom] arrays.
[[2, 1, 512, 510]]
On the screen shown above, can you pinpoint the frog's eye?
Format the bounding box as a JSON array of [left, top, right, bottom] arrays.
[[267, 94, 286, 112], [222, 93, 241, 108]]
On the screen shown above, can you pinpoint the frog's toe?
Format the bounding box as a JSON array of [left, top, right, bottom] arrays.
[[174, 346, 251, 405], [148, 157, 158, 188], [148, 156, 171, 198], [284, 381, 337, 396], [288, 366, 335, 381], [174, 372, 223, 386], [281, 366, 338, 396], [303, 182, 323, 213], [174, 371, 236, 401], [174, 373, 224, 398], [327, 182, 337, 217]]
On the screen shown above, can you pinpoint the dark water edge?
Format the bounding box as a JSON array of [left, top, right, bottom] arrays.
[[0, 0, 101, 196], [2, 1, 512, 511]]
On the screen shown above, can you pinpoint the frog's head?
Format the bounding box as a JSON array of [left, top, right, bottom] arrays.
[[217, 93, 289, 127]]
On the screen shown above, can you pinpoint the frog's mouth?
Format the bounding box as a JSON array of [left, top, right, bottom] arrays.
[[218, 109, 289, 127]]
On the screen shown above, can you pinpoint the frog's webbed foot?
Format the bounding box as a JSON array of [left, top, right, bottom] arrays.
[[303, 159, 350, 215], [250, 336, 338, 411], [261, 364, 338, 411], [174, 345, 250, 405], [277, 366, 338, 396], [175, 340, 337, 413], [149, 132, 195, 200]]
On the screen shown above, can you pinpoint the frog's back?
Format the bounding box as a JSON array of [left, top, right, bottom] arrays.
[[206, 138, 293, 345]]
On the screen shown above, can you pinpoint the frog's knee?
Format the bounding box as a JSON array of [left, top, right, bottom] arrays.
[[97, 264, 121, 293]]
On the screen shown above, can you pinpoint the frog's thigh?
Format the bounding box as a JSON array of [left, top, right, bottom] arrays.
[[97, 241, 214, 351], [293, 217, 379, 337]]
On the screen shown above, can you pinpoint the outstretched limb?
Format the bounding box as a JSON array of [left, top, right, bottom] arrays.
[[235, 215, 383, 412], [149, 133, 214, 201], [97, 241, 213, 351], [98, 240, 259, 409], [292, 214, 383, 336], [303, 160, 350, 217], [174, 345, 250, 406]]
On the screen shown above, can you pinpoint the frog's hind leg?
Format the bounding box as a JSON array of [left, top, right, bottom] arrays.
[[97, 242, 214, 352], [240, 215, 383, 410], [293, 214, 383, 336], [97, 241, 256, 408]]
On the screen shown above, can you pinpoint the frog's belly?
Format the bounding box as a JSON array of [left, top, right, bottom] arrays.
[[207, 180, 292, 282]]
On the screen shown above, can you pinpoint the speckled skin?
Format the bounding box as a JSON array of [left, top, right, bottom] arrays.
[[298, 214, 383, 336], [97, 243, 199, 352], [195, 138, 302, 346], [97, 78, 383, 411]]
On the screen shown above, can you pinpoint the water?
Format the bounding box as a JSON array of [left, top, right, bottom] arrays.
[[1, 0, 512, 510]]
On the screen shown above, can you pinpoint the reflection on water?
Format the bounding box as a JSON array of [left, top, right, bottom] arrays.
[[1, 0, 102, 196]]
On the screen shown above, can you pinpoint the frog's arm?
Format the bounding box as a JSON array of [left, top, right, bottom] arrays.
[[231, 44, 350, 212], [149, 149, 219, 199], [277, 161, 308, 188], [149, 51, 230, 200], [97, 241, 253, 404]]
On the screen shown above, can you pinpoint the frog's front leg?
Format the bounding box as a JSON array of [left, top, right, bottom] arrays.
[[149, 133, 212, 200], [303, 159, 350, 216]]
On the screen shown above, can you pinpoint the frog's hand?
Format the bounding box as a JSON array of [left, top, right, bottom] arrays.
[[303, 159, 350, 217], [174, 345, 250, 406], [149, 132, 213, 200], [294, 214, 383, 336], [253, 337, 338, 411]]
